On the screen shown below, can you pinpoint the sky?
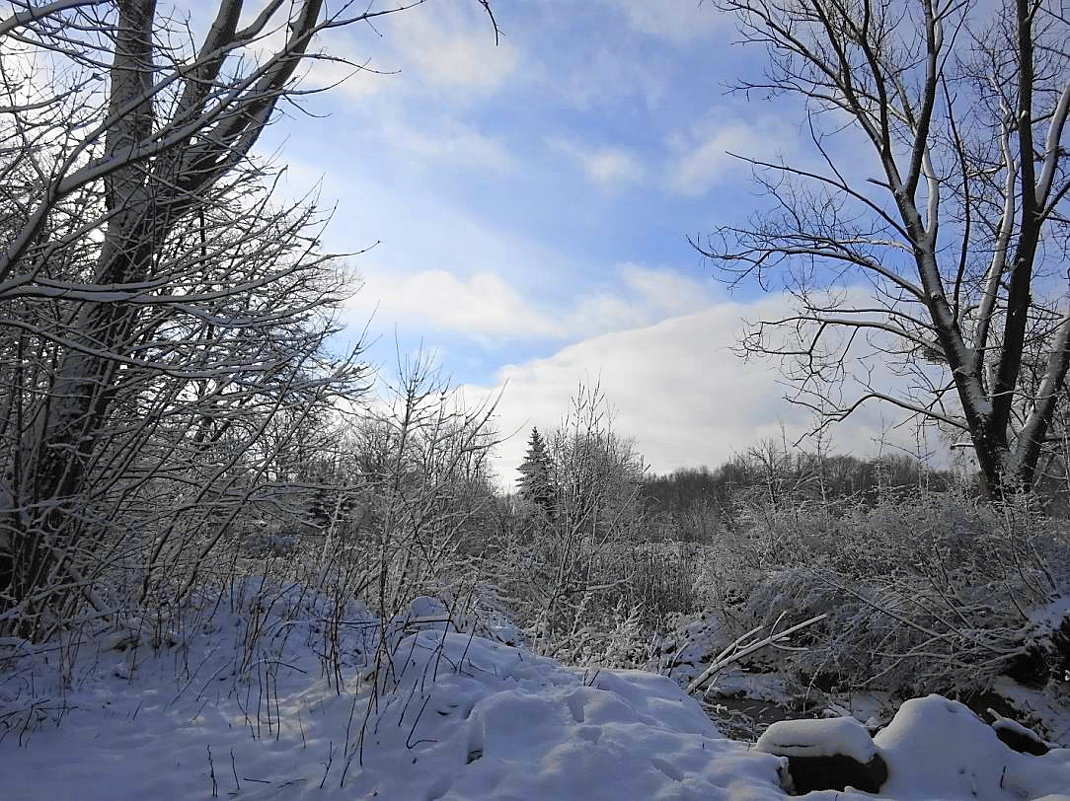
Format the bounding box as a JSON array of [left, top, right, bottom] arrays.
[[246, 0, 941, 482]]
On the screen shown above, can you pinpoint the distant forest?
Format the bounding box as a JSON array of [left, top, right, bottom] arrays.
[[638, 451, 968, 543]]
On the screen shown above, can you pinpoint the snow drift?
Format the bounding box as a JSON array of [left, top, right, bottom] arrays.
[[0, 585, 1067, 800]]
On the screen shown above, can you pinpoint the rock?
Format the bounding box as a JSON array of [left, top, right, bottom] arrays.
[[756, 716, 887, 794], [1005, 613, 1070, 688], [990, 713, 1051, 756], [781, 752, 889, 794]]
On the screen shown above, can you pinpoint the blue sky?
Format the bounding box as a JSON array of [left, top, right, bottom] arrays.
[[246, 0, 936, 479]]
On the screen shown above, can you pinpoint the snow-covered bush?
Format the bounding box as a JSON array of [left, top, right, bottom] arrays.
[[241, 526, 301, 558], [696, 490, 1070, 700], [488, 535, 706, 670], [489, 386, 682, 668]]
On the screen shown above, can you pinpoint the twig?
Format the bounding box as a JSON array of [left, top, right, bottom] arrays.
[[230, 748, 241, 793], [207, 745, 218, 798]]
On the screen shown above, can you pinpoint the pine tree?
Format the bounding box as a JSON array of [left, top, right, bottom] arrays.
[[518, 427, 556, 516]]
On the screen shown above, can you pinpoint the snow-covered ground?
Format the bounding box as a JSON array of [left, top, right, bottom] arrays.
[[1, 581, 1068, 800]]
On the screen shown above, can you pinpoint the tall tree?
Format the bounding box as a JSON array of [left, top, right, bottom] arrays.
[[518, 427, 556, 516], [700, 0, 1070, 498], [0, 0, 495, 637]]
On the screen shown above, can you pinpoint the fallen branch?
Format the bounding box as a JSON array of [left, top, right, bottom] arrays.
[[686, 612, 828, 696]]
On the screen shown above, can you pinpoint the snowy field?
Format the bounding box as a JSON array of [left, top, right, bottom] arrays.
[[1, 581, 1069, 801]]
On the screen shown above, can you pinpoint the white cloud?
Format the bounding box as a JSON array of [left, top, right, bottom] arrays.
[[345, 263, 717, 344], [392, 5, 518, 92], [349, 269, 560, 338], [555, 45, 669, 112], [558, 265, 716, 336], [605, 0, 723, 43], [300, 2, 515, 102], [471, 297, 934, 485], [303, 54, 395, 100], [667, 121, 756, 195], [667, 115, 798, 196], [381, 117, 515, 170], [549, 139, 645, 190], [619, 264, 710, 314]]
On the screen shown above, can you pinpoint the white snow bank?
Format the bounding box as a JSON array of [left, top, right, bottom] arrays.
[[755, 715, 876, 762], [872, 695, 1070, 801], [2, 585, 1068, 801], [347, 629, 787, 800], [0, 594, 786, 801]]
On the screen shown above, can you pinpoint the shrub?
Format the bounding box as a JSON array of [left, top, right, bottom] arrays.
[[695, 490, 1070, 699]]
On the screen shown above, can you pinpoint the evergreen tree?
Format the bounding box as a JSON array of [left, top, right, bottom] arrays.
[[518, 427, 556, 516]]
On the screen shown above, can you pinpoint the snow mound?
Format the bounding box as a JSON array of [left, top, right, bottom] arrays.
[[0, 605, 786, 801], [350, 629, 786, 800], [873, 695, 1070, 801], [755, 715, 876, 762]]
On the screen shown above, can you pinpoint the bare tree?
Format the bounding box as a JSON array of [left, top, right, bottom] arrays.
[[503, 385, 652, 658], [698, 0, 1070, 497], [349, 352, 501, 619], [0, 0, 495, 637]]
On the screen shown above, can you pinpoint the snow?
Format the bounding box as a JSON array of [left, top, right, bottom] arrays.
[[755, 715, 877, 762], [1, 583, 1068, 801], [1030, 596, 1070, 629], [367, 631, 785, 800], [993, 676, 1070, 745], [872, 695, 1070, 801], [0, 585, 785, 801]]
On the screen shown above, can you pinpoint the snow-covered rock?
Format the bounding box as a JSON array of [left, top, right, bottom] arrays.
[[756, 716, 886, 793], [750, 695, 1070, 800], [874, 695, 1070, 801], [757, 715, 876, 762], [991, 712, 1052, 756]]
